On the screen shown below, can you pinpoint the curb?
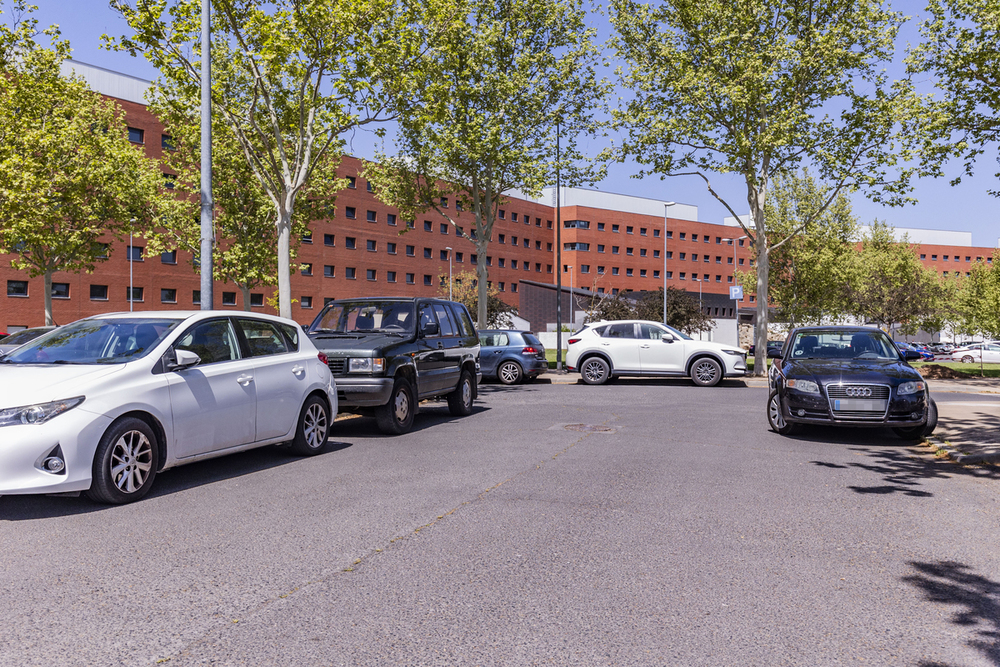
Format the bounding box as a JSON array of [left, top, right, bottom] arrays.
[[926, 435, 1000, 466]]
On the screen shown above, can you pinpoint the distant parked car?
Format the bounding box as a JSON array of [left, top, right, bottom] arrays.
[[768, 326, 936, 440], [896, 341, 933, 362], [749, 340, 785, 357], [478, 330, 548, 384], [566, 319, 746, 387], [0, 311, 336, 504], [951, 342, 1000, 364], [0, 326, 57, 356]]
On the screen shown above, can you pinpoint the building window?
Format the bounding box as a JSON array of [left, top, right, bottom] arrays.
[[499, 209, 506, 219], [511, 236, 518, 246], [346, 267, 357, 280], [192, 290, 201, 305], [739, 258, 745, 266], [406, 273, 415, 284], [161, 250, 177, 264], [367, 239, 377, 252], [564, 242, 590, 251], [640, 269, 647, 277], [612, 246, 620, 254], [728, 275, 733, 283], [367, 269, 377, 281], [612, 224, 620, 232], [498, 258, 505, 268], [366, 179, 373, 192], [126, 287, 144, 302], [739, 239, 745, 246], [692, 234, 698, 241], [407, 219, 415, 229], [564, 220, 590, 229], [716, 275, 722, 282], [367, 210, 377, 223], [627, 247, 634, 256], [7, 280, 28, 297], [301, 296, 313, 308], [626, 226, 634, 234], [456, 252, 463, 262], [345, 207, 356, 219], [626, 268, 634, 277], [692, 254, 698, 261], [512, 283, 518, 293], [163, 173, 176, 189], [387, 242, 397, 255], [498, 282, 505, 292], [440, 250, 449, 261], [424, 274, 432, 286], [248, 293, 263, 308], [597, 244, 605, 253], [511, 260, 518, 269], [219, 291, 236, 306], [387, 271, 397, 283], [324, 234, 335, 246], [640, 249, 647, 257], [50, 282, 70, 299], [581, 265, 590, 273], [324, 265, 335, 278], [440, 197, 448, 208], [680, 253, 686, 260], [387, 213, 397, 226], [547, 264, 552, 273], [406, 245, 415, 257], [161, 134, 174, 150], [536, 262, 542, 272], [597, 222, 606, 231], [512, 212, 518, 222], [301, 263, 313, 276], [654, 250, 660, 258], [158, 288, 176, 303], [127, 245, 144, 262], [597, 266, 605, 274], [640, 228, 647, 236], [424, 247, 432, 259], [437, 223, 447, 235], [127, 126, 144, 143], [666, 231, 673, 239], [424, 220, 433, 232], [347, 176, 356, 189], [612, 267, 620, 275], [653, 270, 660, 279], [666, 271, 673, 279], [345, 237, 357, 249], [547, 220, 553, 229], [90, 284, 108, 300]]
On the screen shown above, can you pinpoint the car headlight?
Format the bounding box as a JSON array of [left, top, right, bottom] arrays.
[[786, 379, 820, 394], [348, 357, 385, 374], [723, 349, 745, 356], [0, 396, 85, 427], [898, 381, 925, 395]]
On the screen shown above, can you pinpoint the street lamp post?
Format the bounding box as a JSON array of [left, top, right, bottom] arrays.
[[662, 202, 676, 325], [445, 246, 453, 301], [566, 265, 574, 328]]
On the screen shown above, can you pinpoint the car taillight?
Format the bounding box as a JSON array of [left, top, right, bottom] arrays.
[[318, 352, 329, 366], [522, 346, 539, 355], [567, 338, 581, 345]]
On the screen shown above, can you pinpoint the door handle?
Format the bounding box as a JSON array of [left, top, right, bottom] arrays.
[[437, 342, 444, 349], [493, 350, 502, 355], [291, 365, 305, 374], [237, 374, 254, 386], [640, 344, 651, 349]]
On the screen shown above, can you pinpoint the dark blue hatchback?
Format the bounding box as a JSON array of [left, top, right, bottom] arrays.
[[478, 330, 548, 384]]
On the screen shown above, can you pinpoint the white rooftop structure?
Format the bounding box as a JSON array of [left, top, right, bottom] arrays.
[[528, 187, 701, 223], [60, 60, 152, 105], [723, 215, 985, 248]]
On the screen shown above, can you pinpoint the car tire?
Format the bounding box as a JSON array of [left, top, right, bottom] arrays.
[[767, 391, 798, 436], [691, 357, 723, 387], [497, 360, 523, 385], [961, 355, 974, 364], [447, 369, 476, 416], [923, 397, 938, 436], [289, 395, 330, 455], [581, 356, 611, 385], [86, 417, 159, 505], [376, 377, 416, 435]]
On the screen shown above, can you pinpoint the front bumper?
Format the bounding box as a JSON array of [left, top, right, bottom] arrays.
[[780, 391, 927, 427], [0, 408, 111, 496], [333, 376, 395, 408]]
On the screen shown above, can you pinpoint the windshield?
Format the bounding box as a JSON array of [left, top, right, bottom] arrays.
[[311, 301, 416, 334], [1, 318, 179, 365], [788, 330, 900, 361]]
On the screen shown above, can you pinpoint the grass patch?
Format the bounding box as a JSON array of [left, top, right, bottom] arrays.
[[911, 361, 1000, 379]]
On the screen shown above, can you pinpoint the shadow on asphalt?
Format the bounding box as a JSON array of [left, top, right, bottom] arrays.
[[0, 440, 354, 520], [939, 409, 1000, 447], [904, 561, 1000, 666], [331, 403, 490, 439]]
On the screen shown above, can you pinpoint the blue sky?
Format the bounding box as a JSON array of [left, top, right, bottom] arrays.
[[31, 0, 1000, 248]]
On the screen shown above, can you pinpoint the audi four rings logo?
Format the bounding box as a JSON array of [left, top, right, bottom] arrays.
[[845, 387, 872, 398]]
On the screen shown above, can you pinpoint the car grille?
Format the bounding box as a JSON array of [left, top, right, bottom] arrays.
[[327, 358, 346, 375], [826, 384, 890, 420]]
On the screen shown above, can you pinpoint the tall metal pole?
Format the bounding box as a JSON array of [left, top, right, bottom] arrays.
[[555, 120, 563, 371], [662, 202, 675, 325], [129, 232, 133, 312], [445, 247, 453, 301], [199, 0, 213, 310]]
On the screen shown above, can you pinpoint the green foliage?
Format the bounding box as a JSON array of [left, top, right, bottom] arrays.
[[956, 252, 1000, 340], [366, 0, 606, 328], [744, 170, 859, 326], [585, 287, 713, 335], [907, 0, 1000, 193], [0, 3, 172, 324], [843, 222, 944, 336], [442, 271, 517, 329], [608, 0, 934, 373], [108, 0, 425, 318]]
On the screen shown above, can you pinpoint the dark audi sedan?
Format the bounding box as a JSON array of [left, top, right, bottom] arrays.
[[767, 326, 937, 440]]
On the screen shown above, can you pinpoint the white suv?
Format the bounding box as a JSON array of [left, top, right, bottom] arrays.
[[566, 320, 747, 386]]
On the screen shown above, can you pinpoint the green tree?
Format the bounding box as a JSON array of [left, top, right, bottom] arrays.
[[635, 288, 713, 335], [608, 0, 932, 374], [366, 0, 605, 328], [584, 291, 637, 323], [843, 222, 944, 337], [907, 0, 1000, 194], [0, 3, 170, 324], [743, 170, 859, 327], [442, 271, 517, 329], [109, 0, 427, 318], [957, 253, 1000, 341]]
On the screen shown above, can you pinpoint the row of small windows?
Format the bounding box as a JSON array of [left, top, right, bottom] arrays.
[[6, 281, 266, 307], [303, 261, 554, 278], [561, 220, 745, 247], [921, 253, 992, 263], [564, 244, 746, 265]]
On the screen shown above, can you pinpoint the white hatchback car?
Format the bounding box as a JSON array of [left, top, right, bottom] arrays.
[[0, 311, 336, 504], [566, 320, 747, 386]]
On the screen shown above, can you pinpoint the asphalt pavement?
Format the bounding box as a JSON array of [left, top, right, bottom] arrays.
[[2, 381, 1000, 666]]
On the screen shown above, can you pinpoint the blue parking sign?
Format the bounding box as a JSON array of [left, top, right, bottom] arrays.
[[729, 285, 744, 300]]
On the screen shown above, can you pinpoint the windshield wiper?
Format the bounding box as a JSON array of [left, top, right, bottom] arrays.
[[311, 333, 361, 339]]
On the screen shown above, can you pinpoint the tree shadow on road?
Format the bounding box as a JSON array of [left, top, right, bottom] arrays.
[[904, 560, 1000, 666]]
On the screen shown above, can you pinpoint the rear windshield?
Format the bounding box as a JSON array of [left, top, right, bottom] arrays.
[[1, 318, 179, 365], [523, 333, 544, 348]]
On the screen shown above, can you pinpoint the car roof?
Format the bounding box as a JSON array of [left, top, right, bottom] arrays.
[[80, 310, 302, 326], [788, 326, 885, 334]]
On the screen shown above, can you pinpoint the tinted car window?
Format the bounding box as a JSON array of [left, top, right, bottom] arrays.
[[433, 303, 457, 336], [278, 323, 299, 351], [523, 333, 543, 348], [237, 318, 290, 357], [638, 323, 669, 340], [418, 303, 438, 334], [606, 323, 636, 339], [175, 319, 241, 364], [450, 304, 477, 338], [481, 333, 509, 347]]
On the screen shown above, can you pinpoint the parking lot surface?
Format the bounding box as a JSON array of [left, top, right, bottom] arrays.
[[2, 381, 999, 666]]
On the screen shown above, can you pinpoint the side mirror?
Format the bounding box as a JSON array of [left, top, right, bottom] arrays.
[[767, 348, 783, 359], [166, 348, 202, 371], [661, 334, 675, 343], [421, 321, 439, 337], [903, 350, 922, 361]]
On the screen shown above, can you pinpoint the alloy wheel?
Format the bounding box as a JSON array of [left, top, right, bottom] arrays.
[[110, 430, 154, 494]]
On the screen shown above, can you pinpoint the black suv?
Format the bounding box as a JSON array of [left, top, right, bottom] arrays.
[[306, 297, 481, 434]]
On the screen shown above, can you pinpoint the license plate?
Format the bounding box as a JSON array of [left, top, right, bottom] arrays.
[[834, 399, 887, 412]]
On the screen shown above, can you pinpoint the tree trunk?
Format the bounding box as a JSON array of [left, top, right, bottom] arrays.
[[43, 269, 54, 326], [276, 210, 292, 319], [476, 238, 488, 328], [240, 284, 251, 312], [749, 186, 769, 377]]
